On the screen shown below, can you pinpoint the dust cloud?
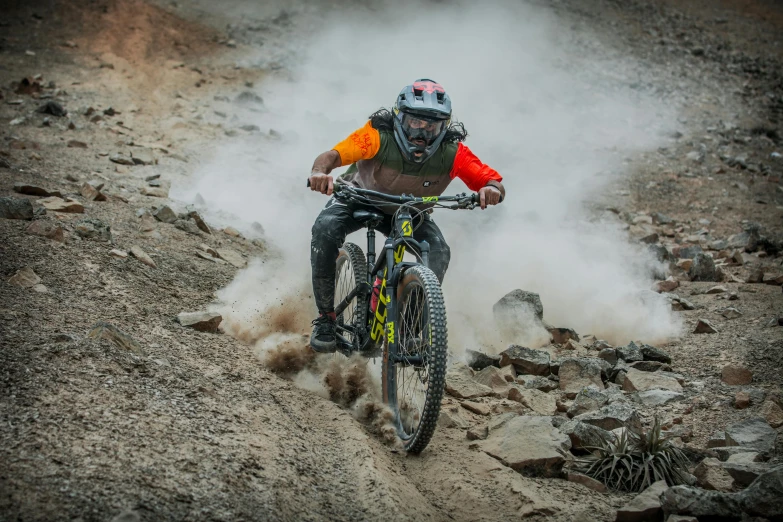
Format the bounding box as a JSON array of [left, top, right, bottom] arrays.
[[179, 0, 683, 383]]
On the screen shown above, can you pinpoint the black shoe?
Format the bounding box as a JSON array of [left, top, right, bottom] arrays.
[[310, 314, 337, 353]]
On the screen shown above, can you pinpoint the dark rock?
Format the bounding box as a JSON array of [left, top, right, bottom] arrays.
[[548, 326, 580, 344], [617, 341, 643, 362], [0, 197, 34, 220], [661, 485, 743, 519], [175, 219, 202, 235], [677, 245, 703, 259], [740, 467, 783, 518], [567, 386, 609, 418], [499, 345, 550, 376], [598, 347, 618, 366], [641, 344, 672, 364], [689, 253, 719, 282], [36, 100, 67, 117], [559, 419, 614, 450], [724, 417, 777, 453], [234, 91, 264, 105], [466, 349, 501, 371], [694, 319, 718, 334], [177, 311, 222, 333], [188, 211, 212, 234], [13, 182, 50, 196], [153, 205, 178, 224]]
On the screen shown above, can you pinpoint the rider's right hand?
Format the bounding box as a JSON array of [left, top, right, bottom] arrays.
[[309, 173, 334, 196]]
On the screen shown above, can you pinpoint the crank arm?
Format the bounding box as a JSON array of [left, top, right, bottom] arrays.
[[334, 282, 371, 317]]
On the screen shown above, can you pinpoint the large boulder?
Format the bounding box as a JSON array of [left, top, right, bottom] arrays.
[[574, 402, 641, 432], [740, 467, 783, 520], [724, 417, 777, 453], [499, 345, 550, 376], [558, 358, 604, 398], [479, 416, 570, 477], [623, 368, 683, 393]]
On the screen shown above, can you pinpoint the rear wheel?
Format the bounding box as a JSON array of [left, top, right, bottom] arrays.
[[334, 242, 367, 354], [382, 265, 448, 454]]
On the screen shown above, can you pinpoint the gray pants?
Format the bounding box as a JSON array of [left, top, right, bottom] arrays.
[[310, 198, 451, 313]]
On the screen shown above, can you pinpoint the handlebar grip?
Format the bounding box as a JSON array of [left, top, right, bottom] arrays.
[[306, 178, 311, 188]]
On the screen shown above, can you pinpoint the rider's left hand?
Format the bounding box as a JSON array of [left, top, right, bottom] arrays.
[[478, 186, 502, 210]]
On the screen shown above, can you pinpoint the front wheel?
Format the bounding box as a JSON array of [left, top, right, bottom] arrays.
[[382, 265, 448, 454]]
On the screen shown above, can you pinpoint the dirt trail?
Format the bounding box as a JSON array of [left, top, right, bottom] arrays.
[[1, 1, 781, 521]]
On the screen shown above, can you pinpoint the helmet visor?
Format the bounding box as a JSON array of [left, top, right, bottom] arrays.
[[401, 113, 446, 144]]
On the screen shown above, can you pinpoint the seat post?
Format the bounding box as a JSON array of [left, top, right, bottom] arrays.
[[366, 227, 376, 277]]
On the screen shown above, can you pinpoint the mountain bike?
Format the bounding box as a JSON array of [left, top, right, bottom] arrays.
[[309, 180, 479, 453]]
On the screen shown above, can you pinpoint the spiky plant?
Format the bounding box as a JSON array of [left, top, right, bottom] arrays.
[[572, 417, 691, 492]]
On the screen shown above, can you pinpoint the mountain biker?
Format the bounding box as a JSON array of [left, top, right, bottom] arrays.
[[308, 79, 505, 352]]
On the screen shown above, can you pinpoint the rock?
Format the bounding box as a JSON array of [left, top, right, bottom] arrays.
[[13, 183, 50, 196], [598, 347, 618, 366], [153, 205, 178, 224], [87, 322, 143, 355], [760, 400, 783, 428], [479, 416, 570, 477], [723, 454, 769, 488], [740, 467, 783, 519], [473, 366, 513, 397], [677, 245, 703, 259], [38, 197, 84, 213], [499, 345, 550, 376], [721, 307, 743, 319], [566, 472, 608, 493], [141, 186, 169, 198], [8, 267, 41, 288], [694, 319, 718, 334], [567, 386, 609, 417], [461, 401, 491, 416], [493, 289, 546, 340], [507, 387, 557, 415], [223, 226, 242, 237], [0, 197, 35, 220], [234, 91, 264, 105], [660, 485, 742, 520], [559, 419, 614, 449], [177, 311, 222, 333], [689, 253, 719, 282], [188, 211, 211, 234], [734, 391, 750, 409], [629, 360, 671, 372], [129, 246, 156, 268], [175, 219, 202, 235], [665, 516, 697, 522], [497, 364, 516, 382], [721, 365, 752, 385], [75, 218, 111, 242], [635, 389, 684, 406], [548, 326, 579, 344], [438, 407, 470, 429], [763, 273, 783, 286], [131, 150, 155, 166], [25, 220, 65, 242], [617, 341, 643, 363], [445, 364, 493, 399], [623, 368, 682, 393], [616, 480, 669, 522], [559, 358, 604, 398], [109, 249, 127, 259], [110, 509, 140, 522], [712, 447, 758, 461], [653, 278, 680, 293], [216, 248, 246, 268], [466, 425, 488, 440], [109, 153, 135, 166], [575, 402, 641, 432], [694, 458, 735, 491], [67, 139, 88, 148], [466, 349, 501, 371], [80, 182, 107, 202], [516, 375, 558, 392], [705, 285, 727, 294], [746, 268, 765, 284], [707, 432, 726, 449], [36, 101, 67, 117], [725, 418, 777, 453]]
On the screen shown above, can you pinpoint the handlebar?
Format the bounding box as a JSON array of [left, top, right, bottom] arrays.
[[306, 178, 479, 210]]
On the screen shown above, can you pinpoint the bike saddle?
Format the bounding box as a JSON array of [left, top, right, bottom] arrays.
[[353, 210, 384, 224]]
